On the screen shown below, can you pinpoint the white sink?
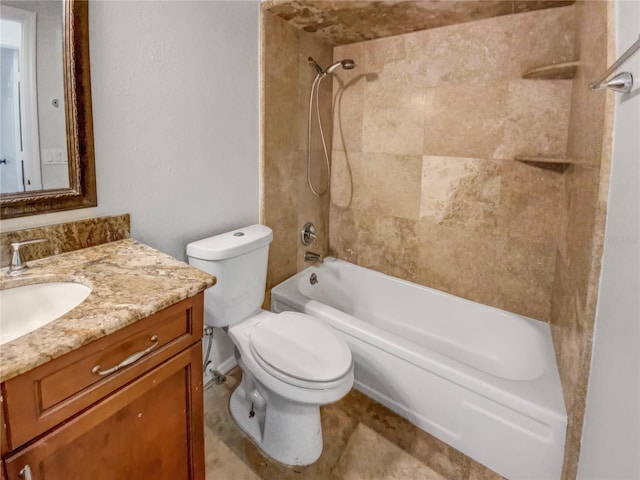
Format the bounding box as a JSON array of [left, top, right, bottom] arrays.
[[0, 282, 92, 345]]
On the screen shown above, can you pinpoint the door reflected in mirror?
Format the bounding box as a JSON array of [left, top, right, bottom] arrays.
[[1, 0, 96, 219], [1, 1, 69, 195]]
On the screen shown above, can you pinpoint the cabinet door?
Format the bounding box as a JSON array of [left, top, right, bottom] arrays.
[[5, 344, 204, 480]]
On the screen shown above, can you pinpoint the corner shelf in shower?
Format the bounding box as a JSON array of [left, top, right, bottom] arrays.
[[522, 61, 578, 80], [514, 155, 571, 173]]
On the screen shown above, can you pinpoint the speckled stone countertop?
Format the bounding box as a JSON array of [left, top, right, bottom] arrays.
[[0, 239, 215, 383]]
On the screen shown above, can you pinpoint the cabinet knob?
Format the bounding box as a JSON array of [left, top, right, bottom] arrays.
[[20, 465, 33, 480]]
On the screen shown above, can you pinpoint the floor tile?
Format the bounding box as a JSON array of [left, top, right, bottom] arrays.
[[332, 423, 447, 480]]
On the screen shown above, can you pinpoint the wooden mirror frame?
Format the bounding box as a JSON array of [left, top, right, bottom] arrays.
[[1, 0, 96, 219]]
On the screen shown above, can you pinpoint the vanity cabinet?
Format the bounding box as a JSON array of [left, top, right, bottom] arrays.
[[1, 293, 205, 480]]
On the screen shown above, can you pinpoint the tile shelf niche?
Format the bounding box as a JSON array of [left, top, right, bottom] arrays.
[[514, 155, 571, 173], [522, 60, 579, 80], [517, 61, 578, 172]]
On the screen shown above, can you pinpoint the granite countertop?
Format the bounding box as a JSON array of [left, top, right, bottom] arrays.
[[0, 238, 216, 383]]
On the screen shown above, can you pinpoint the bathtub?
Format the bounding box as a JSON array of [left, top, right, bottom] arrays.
[[271, 258, 567, 480]]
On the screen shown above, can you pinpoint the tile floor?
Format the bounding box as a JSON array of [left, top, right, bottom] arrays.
[[203, 368, 503, 480]]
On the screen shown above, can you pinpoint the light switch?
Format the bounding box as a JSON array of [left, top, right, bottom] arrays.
[[43, 148, 67, 165]]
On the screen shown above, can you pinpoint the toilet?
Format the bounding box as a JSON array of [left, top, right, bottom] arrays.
[[187, 224, 354, 466]]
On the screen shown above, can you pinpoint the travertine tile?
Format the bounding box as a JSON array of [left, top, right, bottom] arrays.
[[204, 372, 506, 480], [496, 80, 572, 160], [356, 213, 419, 282], [332, 423, 446, 480], [420, 156, 501, 233], [330, 149, 356, 209], [467, 463, 506, 480], [334, 389, 501, 480], [416, 219, 500, 308], [498, 160, 566, 246], [205, 426, 260, 480], [411, 436, 472, 480], [331, 47, 366, 155], [297, 149, 330, 272], [350, 153, 422, 220], [404, 19, 509, 88], [299, 31, 335, 153], [262, 149, 300, 292], [502, 6, 576, 75], [566, 0, 610, 166], [493, 236, 557, 321], [328, 206, 358, 262], [262, 10, 334, 293], [423, 83, 509, 159], [362, 81, 425, 156], [554, 164, 600, 331], [265, 1, 574, 47], [547, 3, 614, 478], [262, 13, 299, 157]]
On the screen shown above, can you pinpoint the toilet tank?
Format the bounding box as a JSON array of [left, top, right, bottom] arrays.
[[186, 224, 273, 328]]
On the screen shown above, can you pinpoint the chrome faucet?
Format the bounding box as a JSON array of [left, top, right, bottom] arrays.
[[304, 251, 323, 263], [8, 238, 47, 274]]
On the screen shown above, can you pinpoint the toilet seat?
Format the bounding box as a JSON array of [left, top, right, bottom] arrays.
[[248, 312, 352, 390]]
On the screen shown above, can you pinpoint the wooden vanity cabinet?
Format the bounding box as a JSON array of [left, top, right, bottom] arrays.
[[1, 293, 206, 480]]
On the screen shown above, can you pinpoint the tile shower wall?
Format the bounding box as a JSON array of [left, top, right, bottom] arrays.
[[262, 3, 614, 478], [330, 7, 576, 321], [550, 1, 614, 478], [260, 11, 333, 306]]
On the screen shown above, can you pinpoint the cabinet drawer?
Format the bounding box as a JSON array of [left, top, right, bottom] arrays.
[[2, 293, 203, 450], [5, 344, 205, 480]]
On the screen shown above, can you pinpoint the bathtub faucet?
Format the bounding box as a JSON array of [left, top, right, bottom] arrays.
[[304, 251, 323, 263]]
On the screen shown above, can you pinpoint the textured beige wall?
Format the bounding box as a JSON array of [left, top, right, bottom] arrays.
[[330, 6, 576, 322], [260, 11, 333, 306], [550, 2, 615, 479]]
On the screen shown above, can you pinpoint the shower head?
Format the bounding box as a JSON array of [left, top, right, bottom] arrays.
[[324, 59, 357, 75]]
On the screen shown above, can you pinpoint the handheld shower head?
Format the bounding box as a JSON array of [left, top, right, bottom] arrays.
[[324, 59, 357, 75], [341, 59, 357, 70]]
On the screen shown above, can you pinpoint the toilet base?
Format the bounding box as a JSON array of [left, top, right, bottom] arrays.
[[229, 367, 324, 466]]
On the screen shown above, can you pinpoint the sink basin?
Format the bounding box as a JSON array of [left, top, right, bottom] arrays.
[[0, 282, 92, 345]]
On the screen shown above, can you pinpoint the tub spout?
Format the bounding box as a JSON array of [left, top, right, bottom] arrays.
[[304, 251, 323, 263]]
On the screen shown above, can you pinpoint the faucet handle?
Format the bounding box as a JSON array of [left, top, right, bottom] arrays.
[[300, 222, 317, 246], [9, 238, 47, 274], [11, 238, 47, 249]]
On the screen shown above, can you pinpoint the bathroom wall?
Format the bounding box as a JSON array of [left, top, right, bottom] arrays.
[[0, 1, 260, 264], [550, 1, 616, 478], [261, 11, 333, 306], [330, 6, 576, 322], [0, 1, 261, 377], [579, 2, 640, 477]]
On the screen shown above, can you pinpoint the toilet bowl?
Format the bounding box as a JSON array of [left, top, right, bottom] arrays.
[[187, 225, 354, 466]]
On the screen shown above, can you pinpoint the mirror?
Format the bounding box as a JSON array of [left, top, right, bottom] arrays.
[[0, 0, 96, 219]]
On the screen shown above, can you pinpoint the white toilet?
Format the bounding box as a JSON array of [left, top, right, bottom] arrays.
[[187, 224, 354, 466]]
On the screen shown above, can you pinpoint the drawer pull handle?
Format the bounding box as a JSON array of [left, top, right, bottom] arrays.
[[20, 465, 32, 480], [92, 335, 159, 376]]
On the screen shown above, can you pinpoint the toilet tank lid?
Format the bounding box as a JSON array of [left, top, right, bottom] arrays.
[[186, 224, 273, 261]]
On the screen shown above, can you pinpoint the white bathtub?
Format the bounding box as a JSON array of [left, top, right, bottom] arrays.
[[271, 258, 567, 480]]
